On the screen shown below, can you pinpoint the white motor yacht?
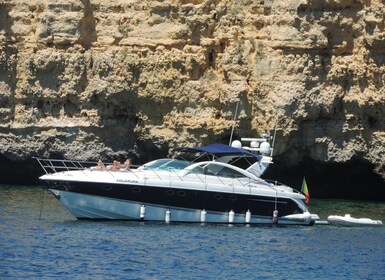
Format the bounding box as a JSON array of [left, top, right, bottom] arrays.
[[36, 135, 318, 225]]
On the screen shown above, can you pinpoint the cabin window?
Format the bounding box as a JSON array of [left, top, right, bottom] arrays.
[[131, 187, 142, 193], [229, 195, 238, 201], [165, 190, 175, 196], [205, 164, 247, 178], [177, 191, 186, 197]]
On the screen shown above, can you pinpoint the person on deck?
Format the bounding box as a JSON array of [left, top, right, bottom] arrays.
[[94, 159, 106, 170], [107, 160, 120, 171], [122, 158, 132, 169]]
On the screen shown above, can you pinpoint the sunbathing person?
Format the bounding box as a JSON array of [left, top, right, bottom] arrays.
[[93, 159, 106, 170], [106, 160, 120, 171], [121, 159, 132, 169]]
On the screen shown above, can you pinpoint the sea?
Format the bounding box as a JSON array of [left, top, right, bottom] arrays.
[[0, 185, 384, 280]]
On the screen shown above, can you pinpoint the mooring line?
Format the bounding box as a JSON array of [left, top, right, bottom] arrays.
[[39, 187, 46, 220]]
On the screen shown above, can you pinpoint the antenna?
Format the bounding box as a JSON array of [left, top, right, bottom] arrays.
[[229, 98, 240, 146]]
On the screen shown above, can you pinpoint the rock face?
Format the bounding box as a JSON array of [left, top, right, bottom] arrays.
[[0, 0, 384, 198]]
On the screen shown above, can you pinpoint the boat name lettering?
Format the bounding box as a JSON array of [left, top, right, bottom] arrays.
[[116, 179, 139, 184]]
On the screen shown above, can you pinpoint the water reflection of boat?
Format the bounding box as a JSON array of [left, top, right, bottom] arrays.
[[36, 134, 319, 225], [327, 214, 383, 227]]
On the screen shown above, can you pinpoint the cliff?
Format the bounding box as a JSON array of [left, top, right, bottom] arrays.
[[0, 0, 384, 198]]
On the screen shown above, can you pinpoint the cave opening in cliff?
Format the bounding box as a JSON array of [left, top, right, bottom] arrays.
[[263, 156, 385, 200]]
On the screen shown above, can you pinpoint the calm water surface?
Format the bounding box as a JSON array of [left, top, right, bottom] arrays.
[[1, 185, 384, 279]]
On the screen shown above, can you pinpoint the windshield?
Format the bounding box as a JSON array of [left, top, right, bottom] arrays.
[[142, 159, 192, 170]]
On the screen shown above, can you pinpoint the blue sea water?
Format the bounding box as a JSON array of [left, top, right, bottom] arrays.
[[0, 185, 384, 279]]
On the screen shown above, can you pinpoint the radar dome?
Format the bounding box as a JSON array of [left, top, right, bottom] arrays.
[[250, 141, 258, 148], [231, 140, 242, 148], [260, 142, 271, 154]]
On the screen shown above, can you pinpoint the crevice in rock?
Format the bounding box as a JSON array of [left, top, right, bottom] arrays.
[[79, 0, 97, 50]]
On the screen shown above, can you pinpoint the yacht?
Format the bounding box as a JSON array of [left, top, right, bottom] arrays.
[[36, 135, 319, 225]]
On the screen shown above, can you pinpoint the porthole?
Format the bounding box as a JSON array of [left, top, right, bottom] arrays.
[[214, 194, 223, 200], [131, 187, 142, 193], [102, 185, 112, 191], [165, 189, 175, 196], [229, 195, 237, 201], [177, 191, 186, 197]]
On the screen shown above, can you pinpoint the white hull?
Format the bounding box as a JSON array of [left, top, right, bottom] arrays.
[[37, 143, 317, 226], [53, 190, 313, 225]]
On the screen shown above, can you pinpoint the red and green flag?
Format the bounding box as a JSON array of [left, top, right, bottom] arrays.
[[301, 177, 310, 204]]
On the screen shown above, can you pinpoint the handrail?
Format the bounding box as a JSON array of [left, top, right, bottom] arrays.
[[34, 157, 98, 174], [263, 179, 302, 194], [35, 157, 295, 194], [264, 179, 293, 189]]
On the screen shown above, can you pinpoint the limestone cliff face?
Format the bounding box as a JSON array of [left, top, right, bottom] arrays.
[[0, 0, 384, 196]]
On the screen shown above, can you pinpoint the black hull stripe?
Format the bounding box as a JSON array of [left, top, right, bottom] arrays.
[[45, 180, 303, 217]]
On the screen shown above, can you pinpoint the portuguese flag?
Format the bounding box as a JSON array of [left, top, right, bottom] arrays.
[[301, 177, 310, 204]]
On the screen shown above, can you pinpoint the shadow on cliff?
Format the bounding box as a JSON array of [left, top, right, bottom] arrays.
[[1, 151, 385, 201], [0, 2, 14, 42], [263, 156, 385, 200], [0, 156, 44, 186], [79, 0, 97, 49]]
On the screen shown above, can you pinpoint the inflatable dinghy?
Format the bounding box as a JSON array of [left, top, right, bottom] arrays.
[[327, 214, 383, 227]]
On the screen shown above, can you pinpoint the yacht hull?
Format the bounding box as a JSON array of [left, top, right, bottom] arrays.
[[48, 183, 312, 225]]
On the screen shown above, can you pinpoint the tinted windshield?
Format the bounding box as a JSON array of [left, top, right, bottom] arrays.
[[143, 159, 191, 170]]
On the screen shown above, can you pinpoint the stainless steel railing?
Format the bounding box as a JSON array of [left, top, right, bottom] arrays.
[[34, 157, 97, 174], [35, 157, 292, 192]]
